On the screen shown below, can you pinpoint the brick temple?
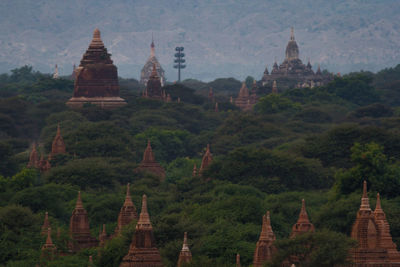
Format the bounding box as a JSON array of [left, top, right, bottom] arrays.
[[135, 140, 166, 180], [66, 28, 126, 109]]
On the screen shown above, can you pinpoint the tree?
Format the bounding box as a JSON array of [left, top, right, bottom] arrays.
[[334, 142, 400, 198], [255, 94, 301, 114], [266, 231, 356, 267]]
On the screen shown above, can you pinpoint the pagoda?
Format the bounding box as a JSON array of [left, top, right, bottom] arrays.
[[68, 191, 98, 252], [140, 38, 165, 86], [253, 211, 276, 267], [290, 199, 315, 238], [41, 228, 57, 260], [66, 28, 126, 109], [199, 144, 213, 174], [234, 82, 252, 111], [177, 232, 192, 267], [50, 124, 66, 158], [349, 181, 400, 266], [115, 183, 138, 235], [142, 64, 163, 100], [27, 143, 39, 168], [261, 28, 332, 87], [135, 140, 166, 180], [120, 194, 164, 267]]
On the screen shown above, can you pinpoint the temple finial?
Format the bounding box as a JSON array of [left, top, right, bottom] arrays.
[[376, 192, 382, 211], [126, 183, 130, 197], [363, 180, 368, 198], [137, 194, 151, 227], [75, 191, 84, 209], [290, 27, 295, 41]]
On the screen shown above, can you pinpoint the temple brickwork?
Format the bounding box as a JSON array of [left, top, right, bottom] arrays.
[[177, 232, 192, 267], [253, 211, 276, 267], [66, 28, 126, 109], [68, 191, 98, 252], [290, 199, 315, 238], [199, 144, 213, 174], [349, 181, 400, 266], [142, 64, 163, 100], [50, 124, 66, 158], [115, 183, 138, 235], [140, 39, 165, 86], [261, 28, 332, 88], [135, 140, 166, 180], [120, 194, 164, 267]]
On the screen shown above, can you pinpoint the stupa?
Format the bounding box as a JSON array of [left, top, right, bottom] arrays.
[[66, 28, 126, 109], [135, 140, 166, 180], [177, 232, 192, 267], [140, 38, 165, 86], [290, 199, 315, 238], [199, 144, 213, 174], [253, 211, 276, 267], [115, 183, 138, 235]]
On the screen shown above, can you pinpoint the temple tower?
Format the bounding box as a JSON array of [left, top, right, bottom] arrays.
[[177, 232, 192, 267], [41, 228, 57, 260], [115, 183, 138, 235], [68, 191, 98, 252], [285, 28, 299, 61], [67, 28, 126, 109], [236, 254, 241, 267], [120, 195, 164, 267], [140, 38, 165, 86], [51, 124, 66, 158], [135, 140, 166, 180], [235, 82, 252, 111], [200, 144, 213, 174], [290, 199, 315, 238], [143, 64, 163, 100], [41, 212, 51, 235], [28, 143, 39, 168], [53, 64, 59, 79], [253, 211, 276, 267]]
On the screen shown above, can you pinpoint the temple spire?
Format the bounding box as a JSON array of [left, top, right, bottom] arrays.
[[290, 27, 295, 41], [236, 254, 241, 267], [76, 191, 84, 209], [53, 64, 59, 79], [290, 199, 315, 238], [178, 232, 192, 267], [375, 193, 382, 211], [253, 211, 276, 266], [150, 35, 155, 58], [90, 28, 104, 48], [137, 194, 152, 229], [360, 180, 371, 211], [41, 212, 50, 235], [45, 227, 54, 246], [115, 183, 138, 235], [41, 227, 57, 260], [192, 163, 198, 177]]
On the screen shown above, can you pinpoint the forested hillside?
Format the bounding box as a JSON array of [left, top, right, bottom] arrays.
[[1, 65, 400, 266]]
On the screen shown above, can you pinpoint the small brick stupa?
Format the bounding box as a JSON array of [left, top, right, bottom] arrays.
[[41, 227, 57, 260], [199, 144, 213, 174], [290, 199, 315, 238], [67, 28, 126, 109], [177, 232, 192, 267], [253, 211, 276, 267], [41, 212, 51, 235], [234, 82, 251, 111], [68, 191, 98, 252], [120, 194, 164, 267], [135, 140, 165, 180], [350, 181, 400, 266], [50, 124, 66, 158], [115, 183, 138, 235], [28, 143, 39, 168], [142, 64, 163, 100]]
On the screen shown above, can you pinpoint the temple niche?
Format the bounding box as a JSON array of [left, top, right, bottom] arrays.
[[140, 38, 165, 86], [350, 181, 400, 266], [66, 28, 126, 109], [261, 28, 332, 88]]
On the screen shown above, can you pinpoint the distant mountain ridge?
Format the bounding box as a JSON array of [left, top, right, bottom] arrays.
[[0, 0, 399, 81]]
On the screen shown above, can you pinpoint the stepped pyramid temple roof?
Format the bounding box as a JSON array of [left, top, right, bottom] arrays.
[[66, 28, 126, 109], [120, 194, 164, 267], [115, 183, 138, 235], [200, 144, 213, 174], [261, 28, 332, 88], [253, 211, 276, 267], [50, 124, 66, 158], [290, 199, 315, 238], [135, 140, 166, 180], [177, 232, 192, 267], [68, 191, 98, 252], [140, 38, 165, 86], [350, 181, 400, 266], [143, 64, 163, 100]]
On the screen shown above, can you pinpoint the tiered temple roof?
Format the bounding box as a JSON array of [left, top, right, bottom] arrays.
[[177, 232, 192, 267], [253, 211, 276, 267], [261, 28, 332, 87], [140, 38, 165, 86], [135, 140, 166, 180], [66, 28, 126, 109], [115, 183, 138, 235], [350, 181, 400, 266], [199, 144, 213, 174], [290, 199, 315, 238], [120, 194, 164, 267], [68, 191, 98, 252]]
